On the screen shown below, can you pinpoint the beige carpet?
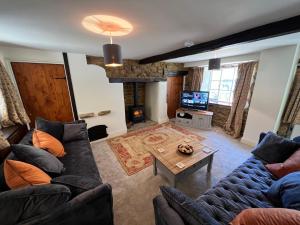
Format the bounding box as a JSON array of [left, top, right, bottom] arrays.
[[91, 123, 252, 225]]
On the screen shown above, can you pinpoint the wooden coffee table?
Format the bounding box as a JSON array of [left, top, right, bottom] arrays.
[[149, 141, 217, 187]]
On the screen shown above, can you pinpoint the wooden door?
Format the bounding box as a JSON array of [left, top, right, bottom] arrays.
[[167, 76, 183, 118], [11, 62, 73, 127]]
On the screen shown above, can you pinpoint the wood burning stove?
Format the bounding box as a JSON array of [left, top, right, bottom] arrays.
[[128, 82, 145, 123]]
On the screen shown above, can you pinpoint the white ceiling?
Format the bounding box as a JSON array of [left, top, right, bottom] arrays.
[[1, 0, 300, 62]]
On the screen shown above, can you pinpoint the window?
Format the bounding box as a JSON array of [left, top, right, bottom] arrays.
[[201, 65, 238, 106]]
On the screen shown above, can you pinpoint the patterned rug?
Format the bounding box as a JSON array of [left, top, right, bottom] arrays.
[[107, 123, 205, 175]]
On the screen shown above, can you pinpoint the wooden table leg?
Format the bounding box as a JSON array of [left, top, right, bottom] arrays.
[[172, 176, 177, 188], [207, 155, 214, 173], [153, 157, 157, 175]]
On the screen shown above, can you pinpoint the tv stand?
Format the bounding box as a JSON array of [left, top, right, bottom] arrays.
[[175, 108, 213, 130]]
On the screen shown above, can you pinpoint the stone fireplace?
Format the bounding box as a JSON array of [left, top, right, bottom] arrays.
[[123, 82, 145, 123], [112, 77, 167, 126], [127, 82, 145, 123], [86, 55, 187, 127]]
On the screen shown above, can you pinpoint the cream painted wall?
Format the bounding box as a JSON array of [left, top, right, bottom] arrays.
[[184, 53, 260, 67], [242, 45, 300, 146], [67, 53, 127, 137], [0, 46, 63, 64], [145, 82, 169, 124]]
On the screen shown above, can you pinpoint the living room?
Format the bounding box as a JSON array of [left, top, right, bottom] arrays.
[[1, 1, 300, 225]]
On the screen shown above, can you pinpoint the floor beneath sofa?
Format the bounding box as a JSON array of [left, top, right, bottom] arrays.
[[91, 122, 252, 225]]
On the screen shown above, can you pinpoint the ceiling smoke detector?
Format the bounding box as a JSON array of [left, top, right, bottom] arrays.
[[184, 40, 194, 47]]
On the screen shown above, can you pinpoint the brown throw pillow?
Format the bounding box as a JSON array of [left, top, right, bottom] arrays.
[[230, 208, 300, 225], [33, 130, 65, 157], [266, 148, 300, 178], [4, 160, 51, 189]]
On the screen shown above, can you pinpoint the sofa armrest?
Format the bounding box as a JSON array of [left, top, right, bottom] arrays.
[[21, 183, 114, 225], [0, 184, 71, 225], [153, 195, 185, 225]]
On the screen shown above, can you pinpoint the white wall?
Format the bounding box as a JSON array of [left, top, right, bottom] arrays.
[[0, 46, 63, 64], [242, 45, 300, 146], [145, 81, 169, 124], [67, 53, 127, 137], [184, 53, 260, 67]]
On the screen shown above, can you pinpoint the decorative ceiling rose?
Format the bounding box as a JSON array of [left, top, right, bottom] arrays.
[[208, 58, 221, 70], [82, 15, 133, 36], [82, 15, 133, 67]]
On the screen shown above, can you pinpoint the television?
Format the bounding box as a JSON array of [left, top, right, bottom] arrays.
[[180, 91, 209, 110]]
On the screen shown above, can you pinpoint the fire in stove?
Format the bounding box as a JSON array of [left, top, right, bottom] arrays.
[[129, 106, 145, 123]]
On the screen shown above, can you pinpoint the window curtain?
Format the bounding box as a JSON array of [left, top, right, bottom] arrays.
[[0, 131, 10, 151], [0, 61, 30, 127], [185, 67, 204, 91], [282, 68, 300, 124], [224, 62, 258, 138]]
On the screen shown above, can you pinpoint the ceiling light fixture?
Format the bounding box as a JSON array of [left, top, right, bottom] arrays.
[[103, 34, 122, 67], [208, 58, 221, 70], [208, 51, 221, 70], [82, 15, 133, 67]]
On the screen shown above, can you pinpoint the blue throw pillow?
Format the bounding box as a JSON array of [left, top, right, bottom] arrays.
[[252, 131, 300, 163], [264, 172, 300, 210]]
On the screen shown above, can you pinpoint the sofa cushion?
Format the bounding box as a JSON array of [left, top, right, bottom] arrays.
[[265, 148, 300, 178], [63, 123, 88, 143], [4, 160, 51, 189], [19, 129, 33, 145], [11, 144, 65, 175], [230, 208, 300, 225], [0, 184, 71, 225], [264, 172, 300, 210], [59, 139, 101, 181], [161, 186, 219, 225], [36, 117, 64, 141], [51, 175, 101, 197], [252, 132, 300, 163], [33, 130, 65, 157]]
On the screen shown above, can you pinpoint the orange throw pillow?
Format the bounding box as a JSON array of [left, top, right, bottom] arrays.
[[266, 148, 300, 178], [4, 160, 51, 189], [33, 130, 65, 157], [230, 208, 300, 225]]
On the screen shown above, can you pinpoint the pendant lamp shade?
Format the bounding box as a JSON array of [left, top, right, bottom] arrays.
[[103, 43, 123, 67], [208, 58, 221, 70]]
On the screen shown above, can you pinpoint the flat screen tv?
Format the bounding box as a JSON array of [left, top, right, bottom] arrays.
[[180, 91, 209, 110]]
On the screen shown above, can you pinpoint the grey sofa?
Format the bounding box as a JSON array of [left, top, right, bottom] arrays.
[[0, 127, 114, 225], [153, 133, 299, 225]]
